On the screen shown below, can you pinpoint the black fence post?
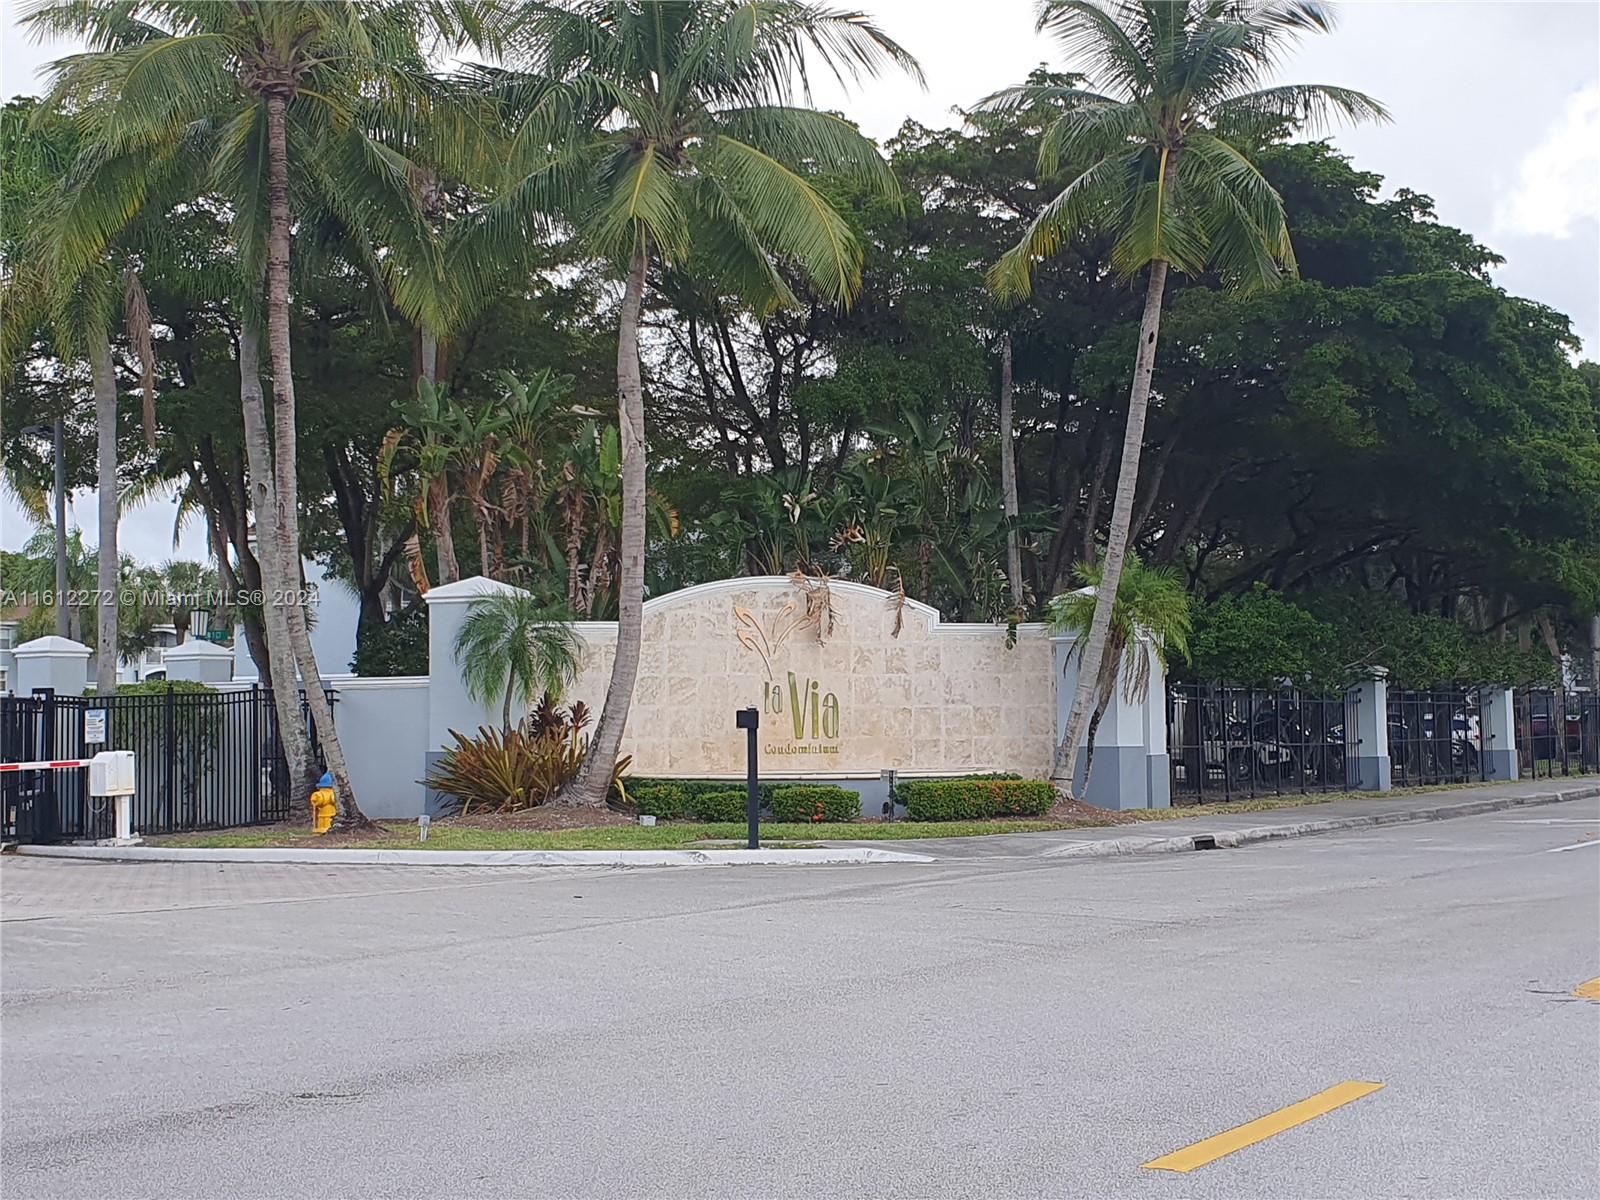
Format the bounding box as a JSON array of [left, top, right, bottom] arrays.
[[163, 682, 176, 829], [251, 683, 262, 821], [34, 688, 60, 842]]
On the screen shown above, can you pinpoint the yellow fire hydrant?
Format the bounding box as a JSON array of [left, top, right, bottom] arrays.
[[310, 772, 336, 835]]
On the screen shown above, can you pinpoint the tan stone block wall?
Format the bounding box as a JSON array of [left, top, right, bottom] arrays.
[[564, 578, 1057, 780]]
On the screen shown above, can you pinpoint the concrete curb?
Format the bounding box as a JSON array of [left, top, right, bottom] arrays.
[[1041, 783, 1600, 859], [13, 844, 935, 868]]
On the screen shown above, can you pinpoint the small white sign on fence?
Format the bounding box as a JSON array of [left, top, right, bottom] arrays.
[[84, 709, 108, 745]]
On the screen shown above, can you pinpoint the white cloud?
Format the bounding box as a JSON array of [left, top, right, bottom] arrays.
[[1495, 84, 1600, 239]]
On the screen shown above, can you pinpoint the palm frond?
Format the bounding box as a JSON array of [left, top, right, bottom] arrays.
[[697, 132, 862, 307], [1211, 82, 1390, 135], [988, 150, 1131, 301], [589, 142, 690, 263]]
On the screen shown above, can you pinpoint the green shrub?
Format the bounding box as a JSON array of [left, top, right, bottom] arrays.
[[898, 778, 1055, 822], [632, 784, 690, 820], [350, 604, 428, 676], [770, 785, 861, 823], [626, 777, 778, 811], [690, 790, 750, 822]]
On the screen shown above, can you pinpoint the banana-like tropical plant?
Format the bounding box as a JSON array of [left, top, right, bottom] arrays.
[[980, 0, 1385, 795], [478, 0, 920, 806], [496, 368, 578, 565], [381, 378, 464, 586]]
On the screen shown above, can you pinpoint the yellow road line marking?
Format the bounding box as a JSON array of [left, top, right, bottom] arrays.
[[1575, 978, 1600, 1001], [1143, 1081, 1384, 1173]]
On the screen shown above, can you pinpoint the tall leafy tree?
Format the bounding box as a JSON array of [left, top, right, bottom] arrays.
[[23, 0, 482, 824], [982, 0, 1385, 794], [2, 95, 169, 694], [486, 0, 920, 806]]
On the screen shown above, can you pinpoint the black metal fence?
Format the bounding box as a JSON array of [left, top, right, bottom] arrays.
[[2, 687, 301, 844], [1515, 687, 1600, 778], [1168, 684, 1354, 803], [1386, 688, 1487, 788]]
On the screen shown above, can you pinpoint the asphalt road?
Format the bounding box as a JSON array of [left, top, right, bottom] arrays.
[[3, 798, 1597, 1199]]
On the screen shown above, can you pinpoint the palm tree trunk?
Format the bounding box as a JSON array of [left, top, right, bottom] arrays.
[[89, 329, 118, 695], [566, 239, 648, 807], [420, 327, 439, 385], [1053, 259, 1169, 795], [998, 332, 1022, 600], [1082, 697, 1108, 785], [53, 419, 68, 639], [1589, 613, 1600, 688], [238, 324, 316, 800], [263, 93, 370, 830]]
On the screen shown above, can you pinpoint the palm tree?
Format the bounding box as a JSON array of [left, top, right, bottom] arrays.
[[1047, 554, 1190, 785], [482, 1, 919, 806], [3, 94, 170, 696], [1049, 550, 1190, 784], [455, 591, 582, 736], [982, 0, 1385, 795], [24, 0, 477, 826]]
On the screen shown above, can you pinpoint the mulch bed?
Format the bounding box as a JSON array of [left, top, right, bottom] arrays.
[[433, 807, 637, 831], [1043, 795, 1135, 825]]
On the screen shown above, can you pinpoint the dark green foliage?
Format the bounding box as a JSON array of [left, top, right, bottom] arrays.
[[630, 784, 690, 820], [1184, 585, 1560, 689], [898, 778, 1055, 822], [687, 790, 749, 823], [770, 785, 861, 823], [1184, 586, 1340, 687], [102, 681, 221, 801], [351, 605, 428, 677], [1301, 590, 1560, 689], [110, 679, 216, 698], [630, 778, 776, 821]]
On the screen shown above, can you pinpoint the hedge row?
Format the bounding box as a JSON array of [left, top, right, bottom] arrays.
[[630, 775, 1050, 823], [896, 778, 1055, 822], [630, 780, 764, 822], [770, 785, 861, 823]]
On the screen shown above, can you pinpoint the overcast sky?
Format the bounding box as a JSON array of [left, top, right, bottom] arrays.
[[4, 0, 1598, 565]]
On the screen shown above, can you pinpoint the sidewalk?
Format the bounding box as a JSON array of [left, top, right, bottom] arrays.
[[837, 775, 1600, 860]]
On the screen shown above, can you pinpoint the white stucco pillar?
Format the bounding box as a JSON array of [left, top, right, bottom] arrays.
[[1348, 670, 1391, 791], [420, 576, 527, 809], [165, 640, 236, 684], [12, 636, 92, 697], [1476, 685, 1518, 782], [1052, 633, 1166, 810]]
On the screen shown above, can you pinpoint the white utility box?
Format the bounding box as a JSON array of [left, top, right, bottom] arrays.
[[88, 750, 139, 845], [89, 750, 136, 796]]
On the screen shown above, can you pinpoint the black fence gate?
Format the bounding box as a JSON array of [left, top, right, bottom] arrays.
[[1385, 688, 1487, 788], [1168, 684, 1354, 804], [1515, 687, 1600, 778], [2, 686, 300, 844]]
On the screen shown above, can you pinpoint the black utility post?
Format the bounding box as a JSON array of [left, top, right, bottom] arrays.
[[735, 706, 760, 849]]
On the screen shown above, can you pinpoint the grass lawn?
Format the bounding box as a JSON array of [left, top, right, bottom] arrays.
[[146, 774, 1586, 852], [155, 818, 1099, 852]]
